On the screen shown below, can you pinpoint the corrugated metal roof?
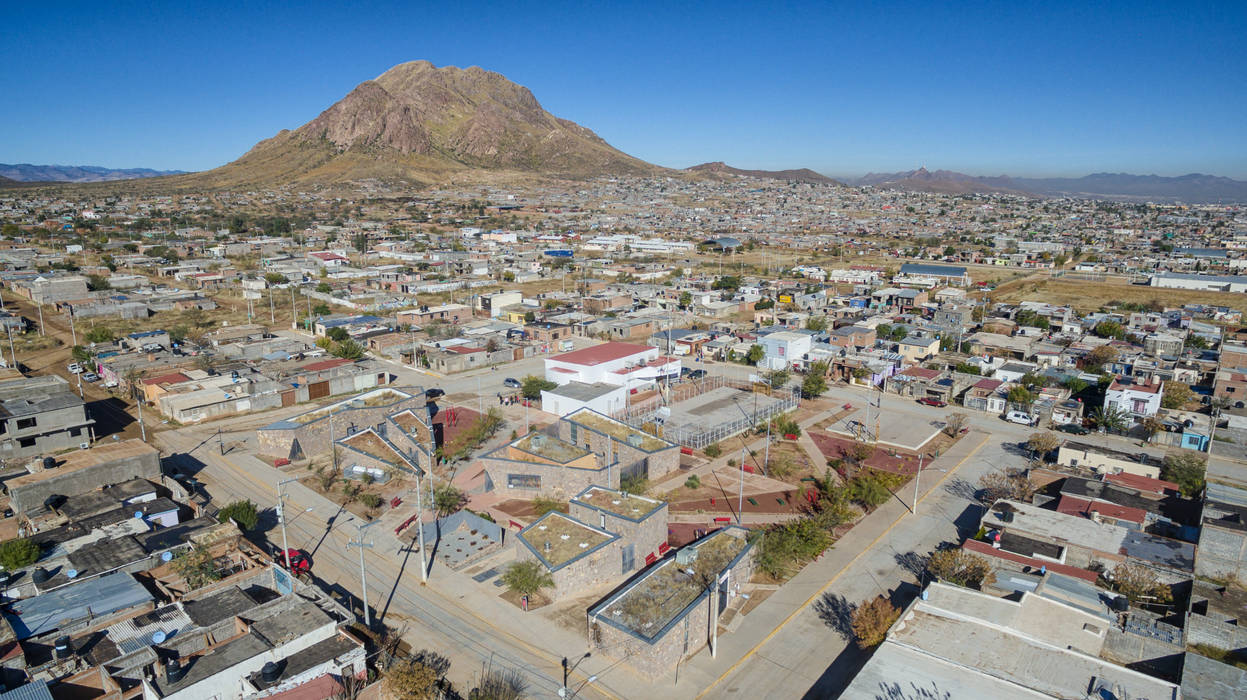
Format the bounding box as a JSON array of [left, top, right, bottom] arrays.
[[0, 681, 54, 700], [5, 572, 153, 640]]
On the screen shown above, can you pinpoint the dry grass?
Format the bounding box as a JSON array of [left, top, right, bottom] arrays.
[[994, 277, 1247, 316], [521, 513, 612, 567], [574, 488, 662, 519], [571, 411, 668, 451]]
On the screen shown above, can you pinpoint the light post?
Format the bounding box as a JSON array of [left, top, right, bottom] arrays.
[[911, 454, 947, 516], [558, 653, 595, 699], [346, 520, 377, 627], [277, 477, 299, 574], [737, 446, 746, 524]]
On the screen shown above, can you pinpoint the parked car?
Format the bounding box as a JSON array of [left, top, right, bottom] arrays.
[[81, 373, 100, 383], [67, 363, 82, 374], [917, 397, 947, 408], [686, 369, 707, 380], [1004, 410, 1034, 425], [1056, 423, 1089, 435], [503, 377, 522, 388], [277, 548, 312, 574]]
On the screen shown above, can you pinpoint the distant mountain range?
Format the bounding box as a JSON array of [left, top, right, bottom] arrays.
[[686, 161, 841, 185], [848, 167, 1247, 203], [0, 163, 186, 183]]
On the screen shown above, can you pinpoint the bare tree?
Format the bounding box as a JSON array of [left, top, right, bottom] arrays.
[[944, 413, 966, 437], [978, 467, 1037, 503]]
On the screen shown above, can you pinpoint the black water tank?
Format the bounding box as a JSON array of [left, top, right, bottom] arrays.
[[1111, 595, 1130, 612], [42, 456, 56, 470], [54, 636, 71, 659], [260, 661, 281, 684], [165, 658, 185, 684], [31, 567, 50, 585]]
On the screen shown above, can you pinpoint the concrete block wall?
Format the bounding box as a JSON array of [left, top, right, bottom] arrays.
[[10, 448, 161, 515], [1186, 614, 1247, 652], [1196, 525, 1247, 582]]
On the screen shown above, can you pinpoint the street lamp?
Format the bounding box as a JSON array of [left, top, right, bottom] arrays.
[[911, 453, 947, 516], [346, 520, 378, 627], [558, 653, 595, 699], [276, 477, 300, 574]]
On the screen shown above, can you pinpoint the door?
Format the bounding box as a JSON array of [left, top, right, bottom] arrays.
[[621, 544, 635, 573]]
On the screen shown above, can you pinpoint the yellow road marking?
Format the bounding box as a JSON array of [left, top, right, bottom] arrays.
[[695, 433, 990, 699]]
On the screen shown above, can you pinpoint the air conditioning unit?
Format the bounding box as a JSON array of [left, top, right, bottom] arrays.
[[79, 442, 89, 450]]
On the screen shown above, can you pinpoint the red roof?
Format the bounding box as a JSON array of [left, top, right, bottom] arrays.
[[310, 251, 348, 262], [1056, 495, 1146, 525], [446, 345, 483, 354], [262, 674, 344, 700], [898, 366, 941, 380], [301, 357, 354, 372], [144, 372, 191, 385], [1109, 377, 1162, 394], [961, 538, 1099, 582], [972, 378, 1003, 390], [1106, 472, 1179, 495], [550, 342, 652, 367]]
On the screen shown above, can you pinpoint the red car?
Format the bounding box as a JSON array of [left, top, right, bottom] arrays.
[[278, 548, 312, 574], [917, 397, 947, 408]]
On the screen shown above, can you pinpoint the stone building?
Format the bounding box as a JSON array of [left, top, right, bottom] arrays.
[[515, 512, 621, 602], [587, 527, 756, 680], [256, 387, 424, 462], [479, 431, 619, 496], [569, 487, 668, 576], [556, 408, 680, 483]]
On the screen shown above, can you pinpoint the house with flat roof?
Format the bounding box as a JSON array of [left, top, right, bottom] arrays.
[[544, 342, 680, 395], [0, 374, 95, 459], [1056, 440, 1164, 479]]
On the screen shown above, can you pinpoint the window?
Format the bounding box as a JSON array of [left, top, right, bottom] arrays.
[[507, 474, 541, 489], [16, 418, 35, 430], [70, 427, 81, 437], [18, 437, 36, 448]]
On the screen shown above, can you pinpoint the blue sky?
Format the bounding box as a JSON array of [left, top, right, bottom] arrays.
[[2, 1, 1245, 177]]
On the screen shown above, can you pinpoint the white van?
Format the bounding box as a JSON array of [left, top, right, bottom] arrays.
[[1004, 410, 1034, 425]]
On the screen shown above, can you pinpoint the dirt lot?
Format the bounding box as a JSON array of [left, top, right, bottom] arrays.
[[994, 277, 1247, 316]]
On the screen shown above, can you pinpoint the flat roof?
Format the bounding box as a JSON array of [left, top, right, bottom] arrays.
[[572, 486, 664, 521], [549, 342, 652, 367], [517, 512, 616, 570], [5, 572, 152, 640], [8, 440, 157, 488], [513, 433, 590, 464], [546, 381, 622, 402]]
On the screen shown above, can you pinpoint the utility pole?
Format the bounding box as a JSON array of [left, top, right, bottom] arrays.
[[413, 460, 428, 583], [709, 573, 720, 657], [346, 521, 377, 627], [277, 477, 300, 574], [68, 308, 76, 345], [37, 303, 44, 337], [269, 287, 275, 323], [912, 453, 924, 515], [737, 446, 746, 524], [289, 287, 296, 329]]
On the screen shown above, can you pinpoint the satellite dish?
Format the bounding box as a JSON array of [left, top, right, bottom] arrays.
[[161, 551, 173, 562], [151, 631, 166, 644], [66, 569, 78, 579], [134, 511, 144, 519]]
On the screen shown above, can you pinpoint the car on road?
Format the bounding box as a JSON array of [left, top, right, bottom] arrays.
[[916, 397, 947, 407], [278, 548, 312, 574], [1056, 423, 1090, 435], [424, 388, 445, 399], [67, 363, 82, 374], [81, 373, 100, 383], [1004, 410, 1034, 425], [503, 377, 522, 388]]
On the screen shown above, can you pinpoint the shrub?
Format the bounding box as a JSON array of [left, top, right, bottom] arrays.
[[847, 474, 890, 509], [520, 375, 557, 400], [771, 414, 801, 438], [704, 443, 722, 458], [978, 468, 1037, 503], [620, 473, 649, 495], [753, 517, 833, 580], [383, 658, 440, 700], [500, 560, 553, 597], [0, 538, 40, 570], [926, 549, 995, 588], [217, 500, 259, 531], [531, 496, 567, 516], [851, 596, 899, 649], [684, 474, 701, 489], [360, 493, 382, 509], [171, 543, 221, 590], [1109, 562, 1172, 604], [1162, 450, 1207, 497]]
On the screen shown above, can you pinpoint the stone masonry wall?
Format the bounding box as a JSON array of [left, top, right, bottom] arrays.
[[480, 454, 615, 498]]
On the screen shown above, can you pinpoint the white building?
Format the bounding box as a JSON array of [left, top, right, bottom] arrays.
[[1104, 376, 1163, 423], [545, 342, 680, 391], [758, 331, 812, 371]]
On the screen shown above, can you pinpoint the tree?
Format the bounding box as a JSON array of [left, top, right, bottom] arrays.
[[1140, 416, 1164, 443], [326, 327, 350, 342], [184, 307, 208, 329], [1090, 405, 1129, 433], [944, 413, 967, 437], [746, 344, 765, 366], [171, 543, 221, 590], [85, 273, 111, 291], [312, 303, 331, 316], [433, 484, 465, 516], [1162, 450, 1207, 497], [0, 537, 40, 570], [352, 232, 368, 255], [217, 499, 259, 530], [847, 473, 890, 508], [520, 375, 557, 399], [765, 368, 790, 389], [316, 281, 332, 293], [678, 291, 692, 308], [382, 659, 440, 700], [1085, 345, 1118, 370], [70, 345, 92, 363], [1185, 334, 1209, 350], [1093, 321, 1125, 340], [806, 315, 828, 332], [500, 560, 554, 598], [85, 326, 115, 344], [1161, 382, 1194, 409], [978, 467, 1037, 503], [472, 668, 528, 700], [1064, 376, 1090, 395], [1006, 385, 1035, 408], [195, 353, 217, 373], [802, 362, 829, 398], [851, 596, 899, 649], [926, 549, 995, 589], [1025, 431, 1060, 458], [331, 339, 366, 360], [264, 272, 287, 285], [1109, 562, 1172, 604]]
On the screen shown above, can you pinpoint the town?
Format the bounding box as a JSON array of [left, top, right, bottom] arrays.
[[0, 173, 1244, 700]]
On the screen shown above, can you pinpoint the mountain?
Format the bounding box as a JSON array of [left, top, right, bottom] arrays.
[[852, 168, 1022, 195], [851, 168, 1247, 203], [181, 60, 661, 187], [686, 161, 841, 185], [0, 163, 186, 182]]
